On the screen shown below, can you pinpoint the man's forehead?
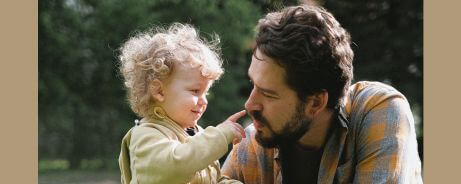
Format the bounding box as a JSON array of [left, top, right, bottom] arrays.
[[252, 48, 265, 62], [250, 50, 284, 74], [249, 50, 287, 89]]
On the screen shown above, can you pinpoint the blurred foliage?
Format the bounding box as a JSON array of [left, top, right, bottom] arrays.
[[39, 0, 261, 169], [39, 0, 422, 170], [323, 0, 423, 116], [321, 0, 423, 159]]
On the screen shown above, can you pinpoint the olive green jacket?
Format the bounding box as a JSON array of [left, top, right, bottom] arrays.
[[119, 116, 242, 184]]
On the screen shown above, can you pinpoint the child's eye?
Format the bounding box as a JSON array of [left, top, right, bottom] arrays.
[[190, 89, 200, 94]]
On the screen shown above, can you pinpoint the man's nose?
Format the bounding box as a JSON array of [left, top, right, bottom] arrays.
[[245, 88, 263, 112]]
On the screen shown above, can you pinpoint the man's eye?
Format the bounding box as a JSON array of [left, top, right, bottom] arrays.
[[190, 89, 200, 93], [261, 92, 275, 98]]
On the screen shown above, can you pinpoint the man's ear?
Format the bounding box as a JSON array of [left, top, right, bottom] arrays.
[[304, 90, 329, 116], [149, 79, 165, 102]]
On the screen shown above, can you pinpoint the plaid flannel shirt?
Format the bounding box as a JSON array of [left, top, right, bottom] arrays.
[[222, 81, 423, 184]]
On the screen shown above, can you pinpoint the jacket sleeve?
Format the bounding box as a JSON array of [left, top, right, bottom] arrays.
[[119, 128, 133, 184], [350, 82, 423, 183], [131, 124, 235, 184]]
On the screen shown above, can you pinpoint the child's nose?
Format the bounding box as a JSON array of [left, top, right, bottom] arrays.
[[198, 96, 208, 106]]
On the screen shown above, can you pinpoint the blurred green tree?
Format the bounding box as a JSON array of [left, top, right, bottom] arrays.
[[322, 0, 423, 159], [39, 0, 260, 169]]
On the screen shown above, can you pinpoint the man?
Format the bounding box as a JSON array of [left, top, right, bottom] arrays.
[[221, 4, 423, 184]]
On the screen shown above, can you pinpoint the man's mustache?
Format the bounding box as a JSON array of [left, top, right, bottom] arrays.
[[248, 110, 269, 126]]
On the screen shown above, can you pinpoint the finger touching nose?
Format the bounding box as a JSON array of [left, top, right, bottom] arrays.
[[228, 110, 246, 122]]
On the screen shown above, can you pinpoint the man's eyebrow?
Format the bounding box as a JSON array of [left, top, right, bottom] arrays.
[[258, 86, 278, 96], [248, 75, 279, 96]]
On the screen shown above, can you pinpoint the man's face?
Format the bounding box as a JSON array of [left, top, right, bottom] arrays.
[[245, 49, 312, 148]]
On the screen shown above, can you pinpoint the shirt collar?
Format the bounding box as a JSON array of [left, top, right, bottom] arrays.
[[337, 107, 350, 129]]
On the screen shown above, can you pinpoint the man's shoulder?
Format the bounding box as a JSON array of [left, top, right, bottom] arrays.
[[341, 81, 413, 134], [345, 81, 406, 113], [349, 81, 402, 98]]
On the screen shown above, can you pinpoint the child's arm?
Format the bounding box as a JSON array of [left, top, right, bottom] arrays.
[[130, 111, 246, 184]]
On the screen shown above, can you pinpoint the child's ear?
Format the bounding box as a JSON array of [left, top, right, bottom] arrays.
[[149, 79, 165, 102]]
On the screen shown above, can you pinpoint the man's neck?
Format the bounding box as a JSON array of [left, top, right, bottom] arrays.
[[296, 109, 335, 150]]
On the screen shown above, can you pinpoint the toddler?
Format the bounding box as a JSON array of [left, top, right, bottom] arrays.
[[118, 23, 245, 184]]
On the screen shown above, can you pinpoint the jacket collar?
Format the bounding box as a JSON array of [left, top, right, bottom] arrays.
[[317, 107, 349, 183], [141, 107, 190, 140]]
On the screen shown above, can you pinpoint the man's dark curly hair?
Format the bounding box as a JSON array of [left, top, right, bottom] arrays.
[[255, 5, 354, 109]]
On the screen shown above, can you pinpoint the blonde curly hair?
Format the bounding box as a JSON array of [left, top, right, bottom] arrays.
[[119, 23, 224, 118]]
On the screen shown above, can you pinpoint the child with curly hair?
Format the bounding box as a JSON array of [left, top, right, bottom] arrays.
[[118, 23, 245, 184]]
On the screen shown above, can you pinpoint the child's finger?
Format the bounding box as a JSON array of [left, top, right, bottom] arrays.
[[228, 121, 245, 139], [233, 122, 246, 138], [227, 110, 246, 122], [233, 138, 241, 145], [232, 131, 243, 144]]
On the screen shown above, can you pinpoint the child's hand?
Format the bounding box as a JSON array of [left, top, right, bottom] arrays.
[[219, 110, 246, 144]]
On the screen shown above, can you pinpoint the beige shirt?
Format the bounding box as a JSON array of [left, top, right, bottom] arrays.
[[119, 116, 242, 184]]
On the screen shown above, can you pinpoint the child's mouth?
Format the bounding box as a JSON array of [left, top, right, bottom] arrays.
[[191, 110, 202, 115]]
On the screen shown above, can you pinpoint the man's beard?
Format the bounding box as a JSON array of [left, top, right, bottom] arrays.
[[251, 103, 312, 148]]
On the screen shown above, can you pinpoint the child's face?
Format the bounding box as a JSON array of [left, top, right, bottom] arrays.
[[160, 63, 213, 129]]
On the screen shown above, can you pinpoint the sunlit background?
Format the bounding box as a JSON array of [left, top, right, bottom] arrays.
[[39, 0, 422, 183]]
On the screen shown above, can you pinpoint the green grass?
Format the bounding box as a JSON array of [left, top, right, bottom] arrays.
[[39, 159, 70, 170], [39, 159, 120, 184], [39, 170, 119, 184]]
